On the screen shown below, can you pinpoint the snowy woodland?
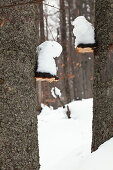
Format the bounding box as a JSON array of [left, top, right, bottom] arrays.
[[1, 0, 113, 170]]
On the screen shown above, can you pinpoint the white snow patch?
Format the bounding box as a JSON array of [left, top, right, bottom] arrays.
[[78, 138, 113, 170], [72, 16, 95, 48], [87, 4, 90, 12], [88, 16, 90, 20], [36, 41, 62, 75], [38, 98, 113, 170], [82, 3, 85, 8], [38, 98, 93, 170], [51, 87, 61, 98]]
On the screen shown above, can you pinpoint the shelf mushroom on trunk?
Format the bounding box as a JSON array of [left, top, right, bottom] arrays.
[[72, 16, 96, 53], [35, 41, 62, 82]]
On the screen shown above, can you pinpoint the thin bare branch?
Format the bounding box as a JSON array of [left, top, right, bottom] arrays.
[[43, 3, 60, 10]]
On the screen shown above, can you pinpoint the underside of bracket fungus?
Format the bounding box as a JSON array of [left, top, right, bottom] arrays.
[[77, 43, 96, 53], [35, 41, 62, 82], [35, 72, 59, 82], [72, 16, 96, 53]]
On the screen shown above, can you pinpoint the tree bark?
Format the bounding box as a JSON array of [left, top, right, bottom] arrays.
[[39, 1, 45, 43], [60, 0, 71, 103], [0, 1, 40, 169], [92, 0, 113, 151]]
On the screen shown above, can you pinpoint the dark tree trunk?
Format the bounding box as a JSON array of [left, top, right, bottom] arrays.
[[36, 1, 45, 109], [60, 0, 71, 103], [67, 0, 77, 100], [92, 0, 113, 151], [39, 1, 45, 43], [0, 1, 40, 169]]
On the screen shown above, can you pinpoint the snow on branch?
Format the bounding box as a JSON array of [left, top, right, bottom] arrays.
[[51, 87, 61, 98]]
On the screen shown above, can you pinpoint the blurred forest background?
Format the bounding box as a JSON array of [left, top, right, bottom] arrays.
[[36, 0, 95, 108]]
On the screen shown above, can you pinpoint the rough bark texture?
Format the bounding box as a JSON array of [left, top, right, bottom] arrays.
[[39, 1, 45, 43], [0, 1, 40, 169], [92, 0, 113, 151], [60, 0, 71, 103]]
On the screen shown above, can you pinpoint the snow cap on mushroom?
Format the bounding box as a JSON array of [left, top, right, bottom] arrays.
[[36, 41, 62, 76], [72, 16, 95, 48]]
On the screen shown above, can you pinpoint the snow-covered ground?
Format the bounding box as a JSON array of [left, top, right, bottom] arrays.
[[78, 138, 113, 170], [38, 99, 93, 170], [38, 98, 113, 170]]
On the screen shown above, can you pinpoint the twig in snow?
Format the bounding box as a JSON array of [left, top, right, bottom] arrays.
[[66, 105, 71, 119], [53, 87, 71, 119]]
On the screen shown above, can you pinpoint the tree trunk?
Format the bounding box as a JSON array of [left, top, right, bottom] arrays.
[[60, 0, 71, 103], [92, 0, 113, 151], [0, 1, 40, 169], [39, 1, 45, 43], [36, 1, 45, 110], [67, 0, 77, 100]]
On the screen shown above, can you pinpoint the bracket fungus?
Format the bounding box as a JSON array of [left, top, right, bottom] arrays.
[[35, 41, 62, 82], [72, 16, 96, 53]]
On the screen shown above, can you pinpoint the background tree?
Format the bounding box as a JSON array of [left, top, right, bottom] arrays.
[[0, 0, 41, 169], [36, 0, 95, 108], [60, 0, 71, 103], [36, 0, 47, 109], [92, 0, 113, 151]]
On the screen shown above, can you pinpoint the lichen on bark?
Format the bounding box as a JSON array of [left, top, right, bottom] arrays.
[[0, 1, 40, 169], [92, 0, 113, 151]]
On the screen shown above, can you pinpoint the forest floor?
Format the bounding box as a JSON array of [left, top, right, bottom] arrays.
[[38, 98, 113, 170]]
